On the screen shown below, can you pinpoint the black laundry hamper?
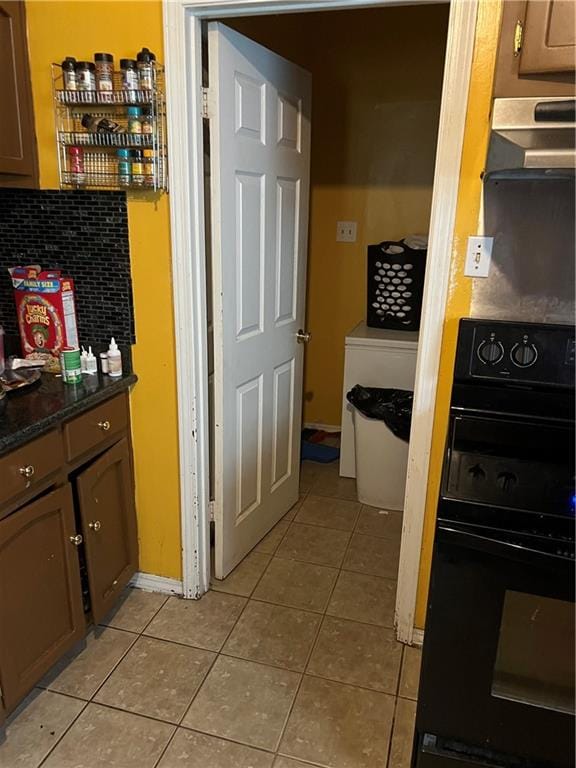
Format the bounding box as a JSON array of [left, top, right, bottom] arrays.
[[366, 240, 426, 331]]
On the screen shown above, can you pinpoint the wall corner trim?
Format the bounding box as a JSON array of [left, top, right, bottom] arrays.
[[411, 628, 425, 647], [396, 0, 479, 645], [130, 571, 184, 595]]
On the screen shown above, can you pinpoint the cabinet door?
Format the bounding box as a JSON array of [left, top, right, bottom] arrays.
[[76, 438, 138, 624], [494, 0, 575, 97], [520, 0, 576, 74], [0, 486, 85, 713], [0, 0, 38, 186]]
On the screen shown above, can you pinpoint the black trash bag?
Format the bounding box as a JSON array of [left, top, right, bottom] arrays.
[[346, 385, 413, 442]]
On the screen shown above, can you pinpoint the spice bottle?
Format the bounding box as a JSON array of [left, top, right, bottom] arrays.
[[68, 146, 84, 184], [107, 338, 122, 378], [61, 57, 77, 91], [143, 149, 155, 187], [141, 106, 153, 136], [136, 47, 156, 90], [117, 148, 131, 186], [120, 59, 138, 99], [127, 106, 142, 143], [94, 52, 114, 99], [99, 351, 109, 374], [131, 149, 144, 185], [76, 61, 96, 92]]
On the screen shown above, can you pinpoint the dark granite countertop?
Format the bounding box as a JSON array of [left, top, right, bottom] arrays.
[[0, 371, 137, 457]]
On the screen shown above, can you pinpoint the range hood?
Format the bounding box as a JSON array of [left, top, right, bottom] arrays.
[[485, 97, 575, 178]]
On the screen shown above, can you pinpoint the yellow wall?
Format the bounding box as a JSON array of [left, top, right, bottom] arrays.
[[228, 7, 449, 426], [414, 0, 502, 627], [25, 1, 182, 579]]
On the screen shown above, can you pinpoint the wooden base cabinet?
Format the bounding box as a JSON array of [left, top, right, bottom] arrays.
[[76, 438, 138, 624], [0, 391, 138, 722], [0, 486, 85, 715]]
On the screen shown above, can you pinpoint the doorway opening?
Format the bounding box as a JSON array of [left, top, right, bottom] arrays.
[[163, 0, 478, 644], [203, 5, 449, 623]]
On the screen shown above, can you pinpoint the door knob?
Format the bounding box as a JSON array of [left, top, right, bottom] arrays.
[[89, 520, 102, 532], [98, 420, 111, 431], [69, 534, 83, 546], [296, 329, 311, 344], [19, 464, 35, 479]]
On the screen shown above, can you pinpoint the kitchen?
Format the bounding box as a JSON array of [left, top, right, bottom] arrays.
[[0, 1, 574, 767]]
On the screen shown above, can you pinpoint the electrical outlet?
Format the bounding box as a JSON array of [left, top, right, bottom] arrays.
[[336, 221, 357, 243], [464, 236, 493, 277]]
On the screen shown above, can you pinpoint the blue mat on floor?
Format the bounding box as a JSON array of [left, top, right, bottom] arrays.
[[301, 439, 339, 463]]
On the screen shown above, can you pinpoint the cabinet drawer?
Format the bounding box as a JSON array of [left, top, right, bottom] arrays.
[[0, 431, 63, 508], [64, 394, 128, 462]]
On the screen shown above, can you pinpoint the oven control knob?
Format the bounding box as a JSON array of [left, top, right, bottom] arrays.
[[497, 471, 517, 492], [511, 342, 538, 368], [478, 340, 504, 365]]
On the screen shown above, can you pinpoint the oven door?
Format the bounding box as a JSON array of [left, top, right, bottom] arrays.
[[416, 520, 575, 768]]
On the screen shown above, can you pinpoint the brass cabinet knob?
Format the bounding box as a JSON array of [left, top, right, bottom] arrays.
[[69, 534, 83, 546], [98, 420, 111, 431], [19, 464, 35, 479], [89, 520, 102, 532]]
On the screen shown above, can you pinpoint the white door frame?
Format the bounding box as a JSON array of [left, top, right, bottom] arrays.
[[163, 0, 478, 641]]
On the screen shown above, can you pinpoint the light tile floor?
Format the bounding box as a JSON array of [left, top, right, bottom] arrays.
[[0, 459, 422, 768]]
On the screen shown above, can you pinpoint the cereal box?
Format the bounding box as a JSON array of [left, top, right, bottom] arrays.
[[9, 265, 79, 364]]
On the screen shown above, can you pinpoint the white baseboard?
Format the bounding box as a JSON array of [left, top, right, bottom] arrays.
[[303, 422, 341, 433], [412, 628, 424, 647], [131, 572, 184, 595]]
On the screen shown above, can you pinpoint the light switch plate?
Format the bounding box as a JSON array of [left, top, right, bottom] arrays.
[[336, 221, 357, 242], [464, 236, 493, 277]]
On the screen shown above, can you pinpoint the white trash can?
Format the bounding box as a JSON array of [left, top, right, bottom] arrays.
[[352, 408, 409, 510]]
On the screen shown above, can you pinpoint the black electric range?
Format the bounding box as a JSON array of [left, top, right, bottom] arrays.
[[414, 318, 575, 768]]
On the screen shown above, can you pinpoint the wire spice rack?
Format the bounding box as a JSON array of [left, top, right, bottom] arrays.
[[52, 64, 168, 192]]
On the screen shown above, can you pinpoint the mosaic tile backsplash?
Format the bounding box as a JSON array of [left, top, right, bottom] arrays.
[[0, 189, 134, 347]]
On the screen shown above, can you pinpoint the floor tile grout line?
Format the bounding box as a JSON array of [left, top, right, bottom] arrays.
[[215, 648, 309, 677], [100, 590, 170, 637], [384, 645, 407, 768], [36, 697, 90, 768], [78, 627, 139, 704], [175, 648, 220, 728], [133, 591, 171, 635], [247, 595, 330, 618], [38, 624, 139, 700], [62, 698, 183, 730], [271, 580, 330, 756], [151, 724, 180, 768], [303, 667, 401, 699], [176, 723, 283, 756], [272, 668, 306, 755], [173, 593, 256, 729]]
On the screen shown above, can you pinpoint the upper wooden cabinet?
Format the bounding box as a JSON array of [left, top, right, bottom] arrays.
[[494, 0, 576, 97], [521, 0, 576, 74], [0, 0, 38, 187]]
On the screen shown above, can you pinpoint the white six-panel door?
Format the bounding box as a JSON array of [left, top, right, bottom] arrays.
[[208, 23, 311, 578]]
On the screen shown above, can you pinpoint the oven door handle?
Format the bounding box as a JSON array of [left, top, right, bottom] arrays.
[[437, 524, 572, 565]]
